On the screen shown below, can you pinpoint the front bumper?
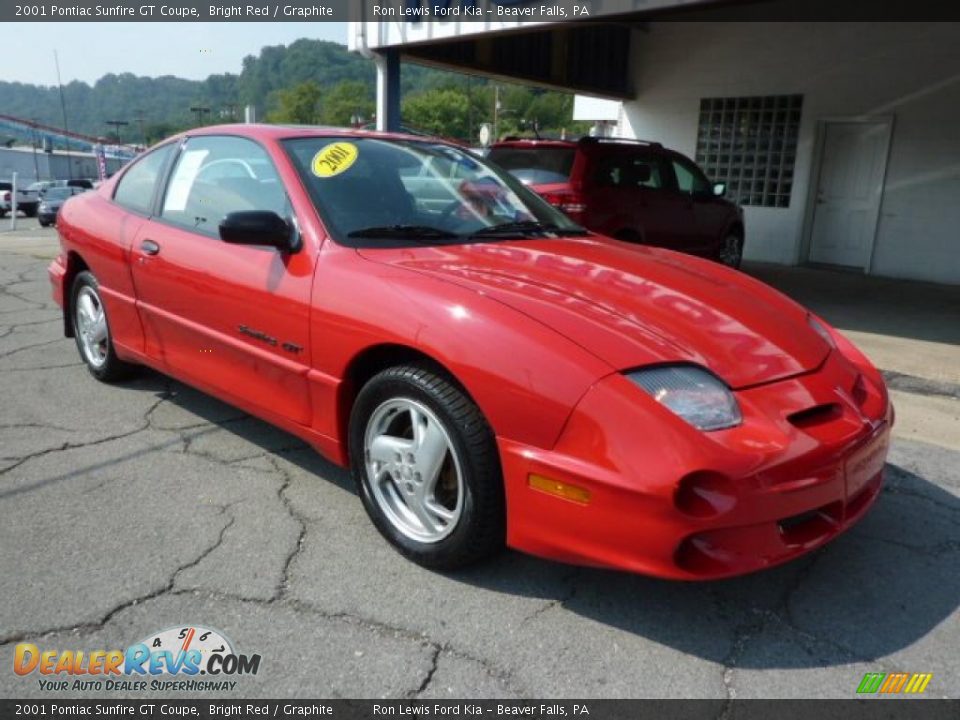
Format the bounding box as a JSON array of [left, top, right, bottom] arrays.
[[500, 349, 891, 579]]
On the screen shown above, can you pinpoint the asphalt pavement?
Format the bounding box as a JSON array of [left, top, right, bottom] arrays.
[[1, 220, 957, 699]]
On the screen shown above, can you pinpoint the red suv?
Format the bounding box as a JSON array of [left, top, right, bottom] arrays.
[[488, 137, 745, 267]]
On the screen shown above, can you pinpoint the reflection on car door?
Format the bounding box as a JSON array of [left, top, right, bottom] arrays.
[[669, 156, 728, 256], [129, 135, 315, 425]]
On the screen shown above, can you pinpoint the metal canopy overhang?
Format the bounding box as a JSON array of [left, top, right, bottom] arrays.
[[396, 22, 636, 100]]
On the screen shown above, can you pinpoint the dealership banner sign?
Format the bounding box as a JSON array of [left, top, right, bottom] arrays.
[[5, 0, 960, 22]]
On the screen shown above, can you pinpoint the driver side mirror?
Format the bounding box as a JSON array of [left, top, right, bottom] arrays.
[[219, 211, 300, 253], [712, 182, 727, 197]]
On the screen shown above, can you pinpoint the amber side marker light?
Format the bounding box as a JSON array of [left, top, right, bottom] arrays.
[[528, 474, 591, 505]]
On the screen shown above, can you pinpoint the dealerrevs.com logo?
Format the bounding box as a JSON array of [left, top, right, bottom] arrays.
[[13, 625, 261, 692]]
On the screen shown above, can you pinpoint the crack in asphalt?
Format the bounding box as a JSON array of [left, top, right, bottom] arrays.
[[517, 567, 582, 627], [408, 644, 442, 698], [2, 249, 958, 699], [0, 505, 236, 647], [266, 455, 309, 602], [0, 337, 65, 360], [0, 393, 173, 494], [710, 549, 893, 716]]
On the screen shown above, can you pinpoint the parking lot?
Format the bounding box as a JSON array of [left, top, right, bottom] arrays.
[[1, 218, 958, 699]]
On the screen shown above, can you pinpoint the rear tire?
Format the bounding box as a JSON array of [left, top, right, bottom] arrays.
[[718, 233, 744, 269], [71, 271, 136, 382], [349, 364, 505, 570]]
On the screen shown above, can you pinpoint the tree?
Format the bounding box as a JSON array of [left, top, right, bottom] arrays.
[[319, 80, 375, 127], [267, 81, 323, 124], [402, 88, 471, 139]]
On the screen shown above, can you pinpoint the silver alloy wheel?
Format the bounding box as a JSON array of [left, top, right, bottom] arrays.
[[364, 398, 464, 543], [719, 234, 742, 267], [75, 285, 109, 369]]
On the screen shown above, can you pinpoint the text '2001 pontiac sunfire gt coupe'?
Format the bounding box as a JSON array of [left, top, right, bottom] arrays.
[[48, 125, 892, 579]]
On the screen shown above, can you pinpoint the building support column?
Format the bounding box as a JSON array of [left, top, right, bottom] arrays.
[[375, 48, 401, 132]]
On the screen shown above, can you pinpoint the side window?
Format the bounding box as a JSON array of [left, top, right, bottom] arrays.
[[595, 154, 665, 189], [160, 136, 289, 236], [113, 143, 175, 214], [672, 157, 712, 195]]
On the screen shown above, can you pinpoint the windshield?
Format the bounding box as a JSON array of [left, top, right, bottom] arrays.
[[45, 188, 73, 200], [486, 146, 576, 185], [283, 137, 585, 246]]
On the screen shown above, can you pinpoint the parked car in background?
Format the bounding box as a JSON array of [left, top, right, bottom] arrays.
[[48, 125, 891, 579], [38, 186, 84, 227], [28, 180, 57, 198], [488, 137, 746, 267], [53, 178, 96, 191], [0, 181, 39, 218]]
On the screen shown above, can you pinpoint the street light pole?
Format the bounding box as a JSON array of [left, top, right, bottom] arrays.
[[105, 119, 129, 143], [134, 109, 146, 147], [190, 106, 211, 126]]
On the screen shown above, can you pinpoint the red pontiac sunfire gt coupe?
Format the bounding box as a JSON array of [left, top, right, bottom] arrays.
[[49, 125, 892, 579]]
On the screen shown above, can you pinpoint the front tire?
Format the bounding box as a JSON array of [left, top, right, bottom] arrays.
[[719, 233, 744, 268], [71, 271, 135, 382], [349, 364, 505, 570]]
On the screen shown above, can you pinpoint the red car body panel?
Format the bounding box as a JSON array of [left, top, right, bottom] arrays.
[[357, 238, 828, 389], [49, 124, 891, 579]]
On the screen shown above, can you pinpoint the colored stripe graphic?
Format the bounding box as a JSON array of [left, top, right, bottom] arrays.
[[880, 673, 909, 693], [857, 672, 932, 694], [857, 673, 885, 693], [904, 674, 933, 694]]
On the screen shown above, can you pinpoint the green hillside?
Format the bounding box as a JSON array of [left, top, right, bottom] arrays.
[[0, 38, 589, 144]]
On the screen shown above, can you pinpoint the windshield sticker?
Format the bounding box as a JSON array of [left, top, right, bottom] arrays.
[[311, 142, 358, 178]]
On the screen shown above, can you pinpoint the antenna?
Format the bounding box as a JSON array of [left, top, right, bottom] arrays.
[[54, 50, 74, 180]]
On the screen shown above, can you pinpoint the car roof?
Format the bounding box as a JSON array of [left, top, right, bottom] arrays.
[[172, 123, 451, 145], [491, 137, 664, 151], [491, 138, 578, 149]]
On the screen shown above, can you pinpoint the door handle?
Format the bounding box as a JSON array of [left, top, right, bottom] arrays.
[[140, 239, 160, 256]]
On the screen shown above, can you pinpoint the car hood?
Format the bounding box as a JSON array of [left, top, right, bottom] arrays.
[[357, 236, 830, 389]]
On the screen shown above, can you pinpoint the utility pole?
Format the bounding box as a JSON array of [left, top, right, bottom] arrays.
[[190, 106, 211, 126], [466, 75, 473, 142], [134, 109, 146, 147], [105, 119, 129, 143], [30, 119, 40, 182], [53, 50, 73, 179]]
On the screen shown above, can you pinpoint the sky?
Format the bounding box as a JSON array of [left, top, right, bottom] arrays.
[[3, 23, 348, 86]]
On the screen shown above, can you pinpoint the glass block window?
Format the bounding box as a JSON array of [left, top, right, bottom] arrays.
[[695, 95, 803, 208]]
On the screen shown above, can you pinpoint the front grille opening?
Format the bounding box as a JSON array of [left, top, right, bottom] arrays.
[[788, 403, 842, 429], [847, 471, 883, 518], [777, 502, 841, 547]]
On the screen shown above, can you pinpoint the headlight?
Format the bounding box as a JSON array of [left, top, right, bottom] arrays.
[[808, 314, 836, 348], [627, 365, 742, 431]]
